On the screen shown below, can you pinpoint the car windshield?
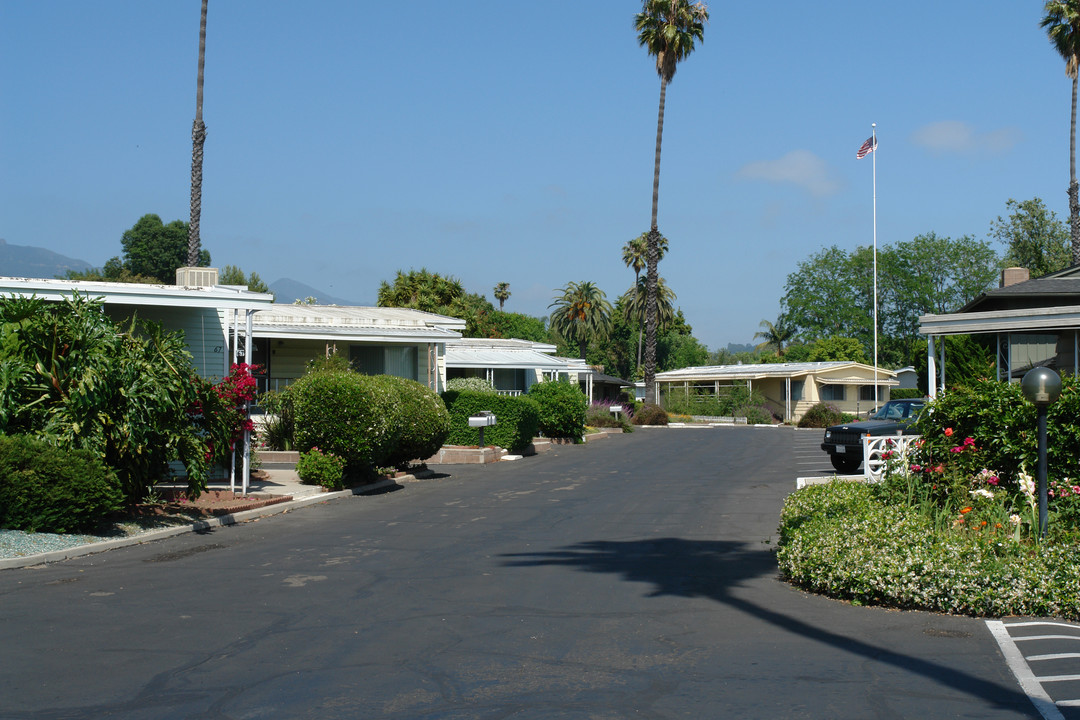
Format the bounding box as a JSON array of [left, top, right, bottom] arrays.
[[870, 401, 923, 421]]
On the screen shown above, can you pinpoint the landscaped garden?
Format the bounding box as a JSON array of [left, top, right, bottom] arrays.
[[778, 374, 1080, 619]]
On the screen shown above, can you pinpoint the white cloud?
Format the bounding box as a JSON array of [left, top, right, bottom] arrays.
[[910, 121, 1021, 154], [737, 150, 841, 197]]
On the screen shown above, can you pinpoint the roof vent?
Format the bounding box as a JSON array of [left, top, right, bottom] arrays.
[[175, 266, 219, 287], [1001, 267, 1030, 288]]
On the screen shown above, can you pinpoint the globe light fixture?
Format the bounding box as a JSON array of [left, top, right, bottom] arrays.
[[1020, 366, 1062, 539]]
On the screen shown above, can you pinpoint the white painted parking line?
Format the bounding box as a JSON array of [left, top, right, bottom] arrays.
[[987, 619, 1080, 720]]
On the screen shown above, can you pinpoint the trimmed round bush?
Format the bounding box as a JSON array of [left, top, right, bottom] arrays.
[[528, 380, 588, 441], [0, 434, 123, 533], [378, 375, 451, 468], [291, 369, 400, 473], [442, 390, 540, 452], [631, 404, 668, 426]]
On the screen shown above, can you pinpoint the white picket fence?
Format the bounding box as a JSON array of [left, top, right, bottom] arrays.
[[862, 434, 921, 482]]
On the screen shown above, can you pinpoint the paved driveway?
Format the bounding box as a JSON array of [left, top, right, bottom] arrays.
[[0, 426, 1050, 718]]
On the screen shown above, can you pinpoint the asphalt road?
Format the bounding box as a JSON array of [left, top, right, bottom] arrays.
[[0, 426, 1049, 719]]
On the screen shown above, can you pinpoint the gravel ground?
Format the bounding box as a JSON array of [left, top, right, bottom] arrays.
[[0, 515, 199, 560]]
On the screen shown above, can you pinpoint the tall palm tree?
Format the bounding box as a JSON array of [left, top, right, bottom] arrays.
[[187, 0, 209, 269], [635, 0, 708, 403], [753, 316, 794, 357], [622, 275, 676, 338], [622, 233, 668, 368], [548, 281, 613, 360], [493, 282, 511, 310], [1043, 0, 1080, 265]]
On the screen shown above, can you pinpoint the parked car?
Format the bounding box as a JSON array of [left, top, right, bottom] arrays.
[[820, 398, 926, 474]]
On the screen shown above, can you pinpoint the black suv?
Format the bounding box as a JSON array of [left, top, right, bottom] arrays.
[[820, 398, 926, 474]]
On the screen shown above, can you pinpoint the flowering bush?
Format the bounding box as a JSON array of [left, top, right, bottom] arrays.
[[779, 376, 1080, 617], [778, 481, 1080, 618], [296, 447, 347, 490]]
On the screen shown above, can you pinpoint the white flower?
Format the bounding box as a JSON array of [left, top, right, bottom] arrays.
[[1009, 514, 1022, 526], [970, 488, 995, 500], [1018, 471, 1035, 499]]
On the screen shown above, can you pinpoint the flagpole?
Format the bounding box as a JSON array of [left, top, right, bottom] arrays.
[[872, 123, 878, 408]]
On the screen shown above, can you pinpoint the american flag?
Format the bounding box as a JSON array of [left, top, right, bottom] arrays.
[[856, 135, 876, 159]]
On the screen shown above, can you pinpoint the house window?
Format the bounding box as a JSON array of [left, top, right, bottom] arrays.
[[820, 384, 845, 402], [781, 380, 803, 401], [859, 385, 879, 401], [350, 345, 418, 381], [493, 368, 526, 392]]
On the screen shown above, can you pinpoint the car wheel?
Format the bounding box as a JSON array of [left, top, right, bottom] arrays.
[[830, 454, 861, 474]]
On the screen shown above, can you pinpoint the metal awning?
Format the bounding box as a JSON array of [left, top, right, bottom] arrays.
[[445, 348, 570, 370]]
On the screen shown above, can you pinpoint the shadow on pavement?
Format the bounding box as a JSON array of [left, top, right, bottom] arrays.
[[502, 537, 1030, 714]]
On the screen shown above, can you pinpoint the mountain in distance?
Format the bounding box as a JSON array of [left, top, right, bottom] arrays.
[[268, 277, 366, 307], [726, 342, 756, 354], [0, 239, 92, 278]]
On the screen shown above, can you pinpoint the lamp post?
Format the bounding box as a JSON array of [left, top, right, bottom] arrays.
[[1020, 367, 1062, 539]]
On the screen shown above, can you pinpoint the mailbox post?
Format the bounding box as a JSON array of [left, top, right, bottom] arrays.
[[468, 410, 498, 448], [1021, 366, 1062, 539]]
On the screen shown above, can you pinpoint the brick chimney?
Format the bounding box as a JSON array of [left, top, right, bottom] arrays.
[[1001, 267, 1030, 288]]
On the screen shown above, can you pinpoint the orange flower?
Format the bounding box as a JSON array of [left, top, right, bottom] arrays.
[[980, 520, 987, 527], [944, 427, 954, 437], [960, 506, 973, 514]]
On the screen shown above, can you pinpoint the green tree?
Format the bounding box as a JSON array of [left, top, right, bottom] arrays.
[[493, 282, 511, 310], [635, 0, 708, 404], [622, 231, 667, 369], [806, 336, 867, 363], [989, 198, 1070, 277], [1043, 0, 1080, 264], [486, 310, 548, 343], [753, 316, 794, 357], [377, 268, 496, 336], [621, 275, 676, 371], [219, 264, 271, 294], [188, 0, 209, 267], [377, 268, 465, 312], [121, 214, 210, 283], [548, 281, 613, 359]]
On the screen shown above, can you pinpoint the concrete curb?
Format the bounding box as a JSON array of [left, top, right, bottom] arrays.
[[0, 476, 404, 572]]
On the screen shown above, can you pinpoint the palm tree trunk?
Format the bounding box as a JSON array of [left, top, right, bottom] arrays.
[[187, 0, 208, 269], [644, 77, 667, 405], [1071, 72, 1079, 266]]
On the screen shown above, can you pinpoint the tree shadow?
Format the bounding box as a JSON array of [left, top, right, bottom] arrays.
[[502, 538, 1033, 714]]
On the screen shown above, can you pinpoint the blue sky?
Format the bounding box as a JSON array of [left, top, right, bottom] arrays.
[[0, 1, 1072, 351]]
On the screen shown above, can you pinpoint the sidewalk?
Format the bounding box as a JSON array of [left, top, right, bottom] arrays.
[[0, 468, 413, 572]]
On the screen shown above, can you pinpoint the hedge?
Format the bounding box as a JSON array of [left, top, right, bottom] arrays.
[[378, 375, 451, 468], [441, 390, 540, 453]]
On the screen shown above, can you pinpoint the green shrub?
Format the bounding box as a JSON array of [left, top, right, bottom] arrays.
[[296, 447, 347, 490], [528, 380, 588, 441], [378, 375, 451, 468], [441, 390, 540, 452], [258, 388, 295, 451], [889, 388, 925, 400], [736, 403, 775, 425], [796, 403, 844, 429], [777, 479, 1080, 619], [585, 401, 631, 431], [291, 369, 400, 474], [445, 377, 496, 393], [0, 434, 123, 532], [0, 294, 237, 502], [632, 404, 668, 426]]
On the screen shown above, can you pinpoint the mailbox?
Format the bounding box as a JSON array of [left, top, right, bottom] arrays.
[[468, 411, 497, 448], [468, 411, 498, 428]]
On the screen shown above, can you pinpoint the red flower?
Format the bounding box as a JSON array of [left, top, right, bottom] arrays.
[[944, 427, 954, 437]]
